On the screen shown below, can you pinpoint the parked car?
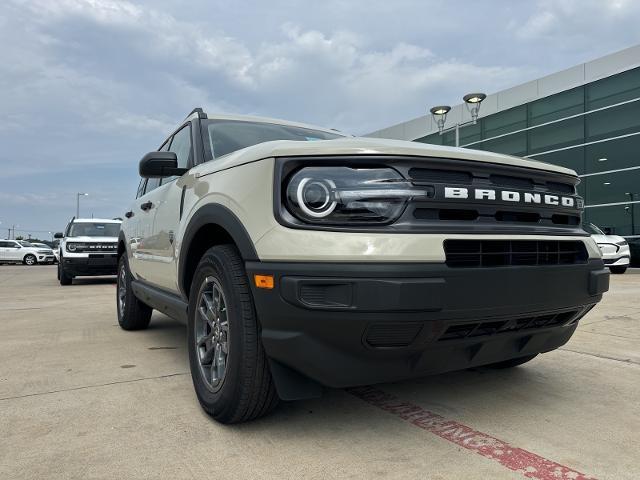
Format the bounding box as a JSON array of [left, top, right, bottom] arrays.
[[54, 218, 120, 285], [117, 108, 609, 424], [583, 223, 630, 274], [0, 240, 56, 265]]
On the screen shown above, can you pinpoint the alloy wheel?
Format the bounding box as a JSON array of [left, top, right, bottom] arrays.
[[195, 276, 229, 392], [117, 263, 127, 318]]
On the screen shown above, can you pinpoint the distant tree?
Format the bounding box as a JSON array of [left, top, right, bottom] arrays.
[[16, 235, 24, 240]]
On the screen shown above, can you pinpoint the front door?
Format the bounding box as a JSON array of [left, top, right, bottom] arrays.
[[143, 124, 194, 292]]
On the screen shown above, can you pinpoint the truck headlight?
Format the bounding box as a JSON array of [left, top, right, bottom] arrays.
[[66, 243, 86, 252], [284, 167, 431, 225]]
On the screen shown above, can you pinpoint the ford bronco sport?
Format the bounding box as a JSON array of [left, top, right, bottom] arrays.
[[55, 218, 120, 285], [118, 108, 609, 423]]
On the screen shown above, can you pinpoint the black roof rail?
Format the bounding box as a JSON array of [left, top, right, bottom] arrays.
[[187, 107, 208, 120]]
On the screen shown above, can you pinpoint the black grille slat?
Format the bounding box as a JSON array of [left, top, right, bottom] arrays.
[[444, 240, 588, 268], [365, 323, 423, 348], [439, 310, 581, 342]]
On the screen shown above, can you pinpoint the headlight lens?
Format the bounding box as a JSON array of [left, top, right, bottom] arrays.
[[66, 243, 85, 252], [617, 240, 628, 246], [285, 166, 431, 225]]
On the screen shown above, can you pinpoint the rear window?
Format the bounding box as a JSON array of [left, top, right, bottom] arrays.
[[69, 223, 120, 237]]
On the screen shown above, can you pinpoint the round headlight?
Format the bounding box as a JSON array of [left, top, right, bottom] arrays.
[[296, 178, 337, 218], [67, 243, 76, 251]]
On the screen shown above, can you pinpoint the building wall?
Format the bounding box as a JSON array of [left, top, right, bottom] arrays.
[[415, 66, 640, 237]]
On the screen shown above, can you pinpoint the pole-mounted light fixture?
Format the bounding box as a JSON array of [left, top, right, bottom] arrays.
[[463, 92, 486, 124], [429, 105, 451, 133]]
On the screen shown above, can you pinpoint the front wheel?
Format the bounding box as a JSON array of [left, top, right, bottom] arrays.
[[23, 254, 37, 266], [58, 260, 73, 285], [188, 245, 278, 424], [116, 255, 152, 330], [610, 266, 627, 274]]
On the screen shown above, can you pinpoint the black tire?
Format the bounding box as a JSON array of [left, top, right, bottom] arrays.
[[116, 255, 152, 330], [486, 354, 538, 369], [23, 254, 37, 266], [58, 260, 73, 285], [188, 244, 278, 424], [610, 266, 627, 274]]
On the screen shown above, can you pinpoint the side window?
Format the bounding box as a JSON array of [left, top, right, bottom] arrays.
[[136, 179, 147, 198], [161, 125, 192, 185], [0, 241, 10, 247], [169, 125, 192, 169]]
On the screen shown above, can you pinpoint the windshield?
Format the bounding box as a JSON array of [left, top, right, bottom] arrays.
[[204, 120, 344, 159], [18, 241, 35, 247], [69, 222, 120, 237], [584, 223, 605, 235]]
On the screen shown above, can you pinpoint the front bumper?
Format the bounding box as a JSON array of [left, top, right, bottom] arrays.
[[246, 260, 609, 391], [603, 256, 630, 267], [62, 254, 118, 276]]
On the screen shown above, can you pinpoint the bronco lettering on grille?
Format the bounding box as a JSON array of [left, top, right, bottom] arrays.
[[444, 187, 578, 208]]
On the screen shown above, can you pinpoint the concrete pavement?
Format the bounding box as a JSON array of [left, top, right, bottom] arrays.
[[0, 265, 638, 479]]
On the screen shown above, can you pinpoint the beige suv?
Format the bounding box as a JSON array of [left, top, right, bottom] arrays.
[[117, 108, 609, 423]]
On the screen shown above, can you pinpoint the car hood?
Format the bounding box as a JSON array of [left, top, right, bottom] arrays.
[[591, 234, 626, 244], [190, 137, 577, 178]]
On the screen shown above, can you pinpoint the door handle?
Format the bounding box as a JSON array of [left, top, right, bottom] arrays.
[[140, 201, 154, 211], [125, 211, 134, 218]]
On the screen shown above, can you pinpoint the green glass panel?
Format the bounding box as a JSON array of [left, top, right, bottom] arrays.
[[415, 132, 442, 145], [529, 116, 584, 154], [586, 67, 640, 110], [459, 122, 481, 146], [584, 170, 640, 206], [477, 131, 527, 156], [483, 105, 527, 138], [585, 100, 640, 141], [585, 133, 640, 173], [528, 87, 584, 126], [442, 130, 456, 147], [531, 146, 585, 175], [584, 203, 640, 236]]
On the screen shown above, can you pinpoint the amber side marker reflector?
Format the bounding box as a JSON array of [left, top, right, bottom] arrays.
[[254, 274, 274, 289]]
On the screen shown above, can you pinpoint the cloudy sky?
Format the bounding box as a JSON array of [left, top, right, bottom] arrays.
[[1, 0, 639, 239]]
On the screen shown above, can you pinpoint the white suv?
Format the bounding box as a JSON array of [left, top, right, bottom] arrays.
[[584, 223, 630, 274], [55, 218, 121, 285], [117, 108, 609, 423], [0, 240, 55, 265]]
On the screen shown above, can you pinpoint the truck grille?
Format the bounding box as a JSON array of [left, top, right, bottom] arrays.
[[404, 160, 584, 235], [444, 240, 588, 268]]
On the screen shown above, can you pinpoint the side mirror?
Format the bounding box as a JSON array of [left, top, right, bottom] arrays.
[[139, 151, 187, 178], [54, 232, 64, 239]]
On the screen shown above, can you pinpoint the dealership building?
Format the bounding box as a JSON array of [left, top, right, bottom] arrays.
[[368, 45, 640, 239]]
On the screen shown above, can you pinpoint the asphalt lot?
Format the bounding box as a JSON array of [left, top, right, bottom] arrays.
[[0, 265, 638, 479]]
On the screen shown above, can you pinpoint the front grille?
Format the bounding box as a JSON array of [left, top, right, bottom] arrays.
[[405, 161, 583, 234], [444, 240, 588, 268], [438, 310, 580, 341], [68, 243, 118, 253], [409, 167, 575, 195]]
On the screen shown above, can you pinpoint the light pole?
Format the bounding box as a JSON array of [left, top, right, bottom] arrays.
[[76, 192, 88, 218], [430, 92, 487, 147]]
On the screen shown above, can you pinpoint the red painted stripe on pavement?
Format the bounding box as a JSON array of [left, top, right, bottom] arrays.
[[348, 386, 596, 480]]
